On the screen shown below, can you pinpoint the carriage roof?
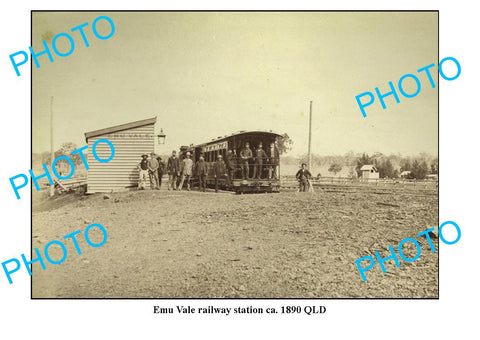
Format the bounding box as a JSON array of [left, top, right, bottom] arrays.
[[189, 130, 283, 149]]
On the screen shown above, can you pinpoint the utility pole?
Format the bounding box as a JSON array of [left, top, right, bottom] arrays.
[[308, 100, 312, 169], [49, 96, 54, 197]]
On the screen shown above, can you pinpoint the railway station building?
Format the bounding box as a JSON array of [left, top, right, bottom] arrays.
[[84, 117, 157, 193]]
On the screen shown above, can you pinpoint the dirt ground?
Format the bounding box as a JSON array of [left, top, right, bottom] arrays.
[[32, 185, 438, 298]]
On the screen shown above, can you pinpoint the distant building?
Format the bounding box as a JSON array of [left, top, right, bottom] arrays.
[[84, 117, 156, 193], [360, 164, 379, 180], [400, 170, 412, 178]]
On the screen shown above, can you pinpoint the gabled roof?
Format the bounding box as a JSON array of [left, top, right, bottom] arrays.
[[85, 117, 157, 141], [360, 164, 377, 172]]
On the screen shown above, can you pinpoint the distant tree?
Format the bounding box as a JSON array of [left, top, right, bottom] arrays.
[[59, 142, 77, 154], [400, 158, 412, 172], [348, 167, 357, 179], [377, 159, 394, 178], [328, 163, 343, 175], [430, 157, 438, 174], [411, 160, 429, 179], [411, 160, 419, 178], [343, 150, 357, 166], [355, 153, 373, 177], [42, 142, 83, 167], [392, 169, 399, 179], [419, 160, 429, 179], [276, 133, 293, 155]]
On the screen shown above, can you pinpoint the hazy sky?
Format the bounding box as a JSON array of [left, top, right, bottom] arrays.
[[32, 11, 438, 156]]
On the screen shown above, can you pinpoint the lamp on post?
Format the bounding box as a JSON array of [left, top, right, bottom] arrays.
[[157, 128, 166, 145]]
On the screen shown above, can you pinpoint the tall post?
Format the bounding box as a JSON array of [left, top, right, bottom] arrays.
[[49, 96, 54, 197], [308, 100, 312, 169]]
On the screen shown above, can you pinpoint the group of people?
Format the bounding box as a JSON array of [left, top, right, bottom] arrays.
[[138, 150, 228, 193], [164, 150, 233, 193], [137, 141, 281, 193], [165, 150, 194, 191], [138, 152, 165, 190], [238, 141, 279, 180], [139, 147, 313, 193]]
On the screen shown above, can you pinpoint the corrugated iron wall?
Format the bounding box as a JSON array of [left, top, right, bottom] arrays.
[[86, 124, 155, 193]]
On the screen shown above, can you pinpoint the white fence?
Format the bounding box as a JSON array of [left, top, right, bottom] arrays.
[[281, 176, 438, 191]]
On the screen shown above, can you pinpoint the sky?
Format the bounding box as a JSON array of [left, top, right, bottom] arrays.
[[32, 11, 438, 157]]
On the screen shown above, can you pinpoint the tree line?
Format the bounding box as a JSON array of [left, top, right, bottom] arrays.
[[283, 151, 438, 180], [355, 152, 437, 179]]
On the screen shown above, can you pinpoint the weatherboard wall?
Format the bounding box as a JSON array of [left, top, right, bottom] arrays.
[[86, 124, 155, 193]]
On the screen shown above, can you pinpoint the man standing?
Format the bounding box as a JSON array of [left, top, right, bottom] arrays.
[[156, 155, 165, 189], [176, 150, 186, 189], [239, 142, 253, 180], [213, 154, 227, 193], [196, 155, 207, 192], [296, 163, 312, 192], [167, 150, 180, 191], [268, 141, 280, 179], [137, 154, 149, 190], [148, 152, 160, 190], [253, 142, 267, 179], [178, 152, 194, 191], [225, 149, 236, 188]]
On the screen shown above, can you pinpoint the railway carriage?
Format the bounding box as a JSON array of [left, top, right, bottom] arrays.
[[184, 130, 282, 194]]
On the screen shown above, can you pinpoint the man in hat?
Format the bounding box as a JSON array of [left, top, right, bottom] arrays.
[[239, 142, 253, 179], [296, 163, 312, 192], [148, 152, 160, 190], [225, 149, 236, 188], [156, 155, 165, 189], [213, 154, 227, 193], [253, 142, 268, 179], [196, 155, 207, 192], [167, 150, 180, 190], [178, 151, 194, 191], [137, 154, 149, 190], [268, 141, 280, 179]]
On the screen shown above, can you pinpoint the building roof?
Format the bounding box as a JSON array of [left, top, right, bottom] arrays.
[[212, 130, 282, 142], [360, 164, 377, 172], [189, 130, 283, 148], [85, 117, 157, 141]]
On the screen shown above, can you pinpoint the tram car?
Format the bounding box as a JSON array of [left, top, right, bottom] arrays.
[[184, 130, 282, 194]]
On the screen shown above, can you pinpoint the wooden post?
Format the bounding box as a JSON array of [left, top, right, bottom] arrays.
[[308, 101, 312, 170], [49, 96, 54, 197]]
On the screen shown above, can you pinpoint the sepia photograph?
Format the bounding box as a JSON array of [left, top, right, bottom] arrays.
[[31, 11, 438, 298]]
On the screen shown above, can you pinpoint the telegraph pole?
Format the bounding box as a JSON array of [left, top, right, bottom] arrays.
[[308, 100, 312, 169], [49, 96, 54, 197]]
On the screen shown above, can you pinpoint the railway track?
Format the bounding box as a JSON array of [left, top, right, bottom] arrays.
[[281, 182, 437, 195]]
